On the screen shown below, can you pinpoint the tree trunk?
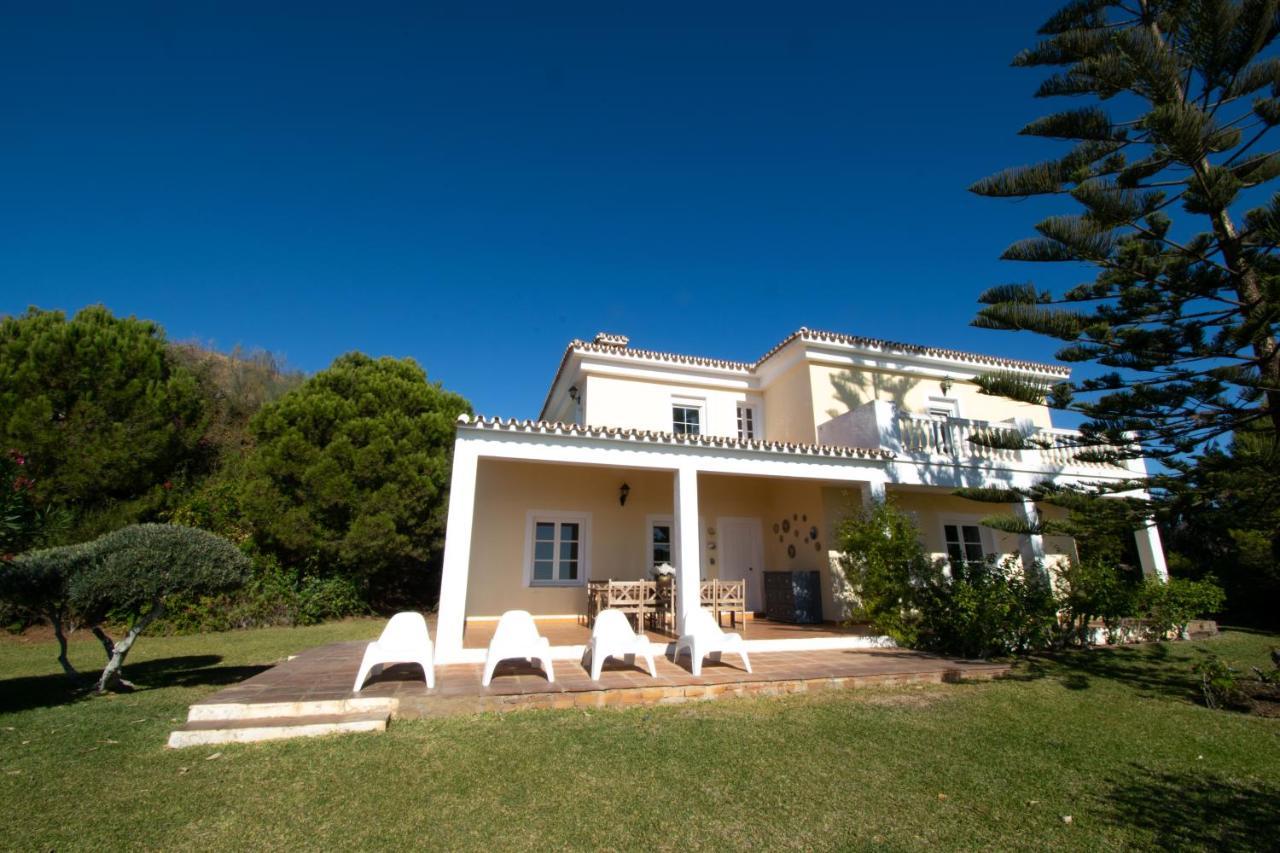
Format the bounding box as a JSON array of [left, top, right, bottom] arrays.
[[93, 604, 162, 694], [91, 625, 115, 659], [48, 611, 78, 680]]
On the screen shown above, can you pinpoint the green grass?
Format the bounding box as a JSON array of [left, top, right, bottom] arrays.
[[2, 621, 1278, 851]]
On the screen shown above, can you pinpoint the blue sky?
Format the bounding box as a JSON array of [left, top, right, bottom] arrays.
[[3, 1, 1086, 418]]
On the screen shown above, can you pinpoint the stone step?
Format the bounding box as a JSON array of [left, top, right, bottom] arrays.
[[187, 695, 393, 722], [167, 711, 389, 749]]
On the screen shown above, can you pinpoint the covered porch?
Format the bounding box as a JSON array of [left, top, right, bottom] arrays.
[[435, 417, 1170, 665], [436, 419, 895, 664]]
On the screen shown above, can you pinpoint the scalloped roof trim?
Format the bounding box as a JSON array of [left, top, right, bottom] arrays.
[[539, 327, 1069, 419], [461, 416, 894, 460], [759, 328, 1072, 377]]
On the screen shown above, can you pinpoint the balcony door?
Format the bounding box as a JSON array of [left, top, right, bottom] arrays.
[[718, 517, 764, 612]]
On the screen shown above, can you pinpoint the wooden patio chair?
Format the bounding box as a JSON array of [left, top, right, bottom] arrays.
[[715, 579, 747, 632], [586, 580, 610, 627], [648, 574, 676, 634], [605, 580, 648, 633]]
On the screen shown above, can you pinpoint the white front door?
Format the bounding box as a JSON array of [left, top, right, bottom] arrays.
[[718, 517, 764, 612]]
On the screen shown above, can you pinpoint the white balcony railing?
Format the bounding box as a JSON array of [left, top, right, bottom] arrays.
[[818, 400, 1137, 476]]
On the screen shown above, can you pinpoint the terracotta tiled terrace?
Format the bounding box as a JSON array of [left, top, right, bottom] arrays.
[[460, 615, 877, 648], [183, 617, 1011, 725]]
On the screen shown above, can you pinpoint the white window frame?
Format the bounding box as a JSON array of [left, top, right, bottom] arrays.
[[939, 516, 995, 565], [671, 397, 705, 436], [524, 510, 591, 587], [926, 396, 961, 419], [736, 402, 760, 440]]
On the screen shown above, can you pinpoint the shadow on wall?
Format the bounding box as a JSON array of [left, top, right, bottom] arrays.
[[825, 370, 920, 420], [1102, 766, 1280, 851]]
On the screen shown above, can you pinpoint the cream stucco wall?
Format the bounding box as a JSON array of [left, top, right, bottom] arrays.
[[463, 460, 1079, 633], [465, 461, 844, 623], [808, 364, 1056, 430], [582, 374, 761, 438], [761, 360, 816, 444], [886, 489, 1076, 571], [466, 460, 676, 620]]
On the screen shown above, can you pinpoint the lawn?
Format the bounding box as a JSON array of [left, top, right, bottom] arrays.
[[1, 621, 1278, 851]]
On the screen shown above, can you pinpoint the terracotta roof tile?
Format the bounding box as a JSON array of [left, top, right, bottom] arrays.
[[538, 327, 1070, 419], [757, 328, 1072, 377], [461, 415, 894, 461]]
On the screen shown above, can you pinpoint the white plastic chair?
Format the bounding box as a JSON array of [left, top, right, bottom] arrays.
[[352, 612, 435, 692], [584, 609, 657, 680], [673, 607, 752, 676], [481, 610, 555, 686]]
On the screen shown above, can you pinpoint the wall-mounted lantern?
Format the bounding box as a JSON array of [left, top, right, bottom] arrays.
[[939, 376, 953, 396], [568, 385, 580, 403], [619, 482, 631, 506]]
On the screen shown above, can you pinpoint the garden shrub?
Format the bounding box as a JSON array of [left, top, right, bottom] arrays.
[[836, 500, 937, 647], [1137, 575, 1226, 639], [155, 556, 366, 634], [1056, 557, 1139, 646], [1192, 654, 1247, 710], [838, 501, 1057, 657], [917, 556, 1058, 659]]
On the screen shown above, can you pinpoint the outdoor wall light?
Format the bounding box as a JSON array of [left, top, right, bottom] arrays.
[[940, 376, 953, 396], [568, 385, 580, 402], [619, 482, 630, 506]]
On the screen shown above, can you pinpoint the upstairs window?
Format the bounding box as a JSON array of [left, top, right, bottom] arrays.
[[736, 404, 757, 440], [943, 523, 986, 565], [672, 404, 701, 435]]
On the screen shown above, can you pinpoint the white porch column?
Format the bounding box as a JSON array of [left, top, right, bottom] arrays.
[[1135, 520, 1169, 582], [435, 438, 480, 663], [1014, 498, 1048, 581], [673, 464, 701, 633]]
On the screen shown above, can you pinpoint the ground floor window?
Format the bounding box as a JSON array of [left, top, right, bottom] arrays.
[[943, 523, 986, 565], [526, 512, 589, 586], [649, 518, 672, 569]]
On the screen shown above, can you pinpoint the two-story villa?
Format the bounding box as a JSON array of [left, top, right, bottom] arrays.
[[434, 328, 1167, 664]]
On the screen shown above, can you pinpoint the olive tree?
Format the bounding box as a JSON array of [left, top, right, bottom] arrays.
[[70, 524, 251, 692], [0, 542, 97, 678]]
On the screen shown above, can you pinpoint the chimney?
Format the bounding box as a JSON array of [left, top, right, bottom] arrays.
[[592, 332, 629, 349]]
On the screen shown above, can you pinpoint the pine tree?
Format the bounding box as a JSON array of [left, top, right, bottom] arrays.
[[0, 306, 206, 538], [971, 0, 1280, 462]]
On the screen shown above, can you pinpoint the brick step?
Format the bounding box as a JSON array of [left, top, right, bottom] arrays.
[[167, 711, 389, 748]]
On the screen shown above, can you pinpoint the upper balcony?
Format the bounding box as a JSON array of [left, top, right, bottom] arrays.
[[817, 400, 1143, 482]]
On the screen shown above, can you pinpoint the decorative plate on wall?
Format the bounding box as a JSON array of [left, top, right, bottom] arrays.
[[773, 523, 780, 534], [814, 541, 822, 551], [802, 514, 808, 522], [778, 535, 784, 543], [787, 544, 796, 558], [781, 519, 791, 533], [809, 526, 819, 540]]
